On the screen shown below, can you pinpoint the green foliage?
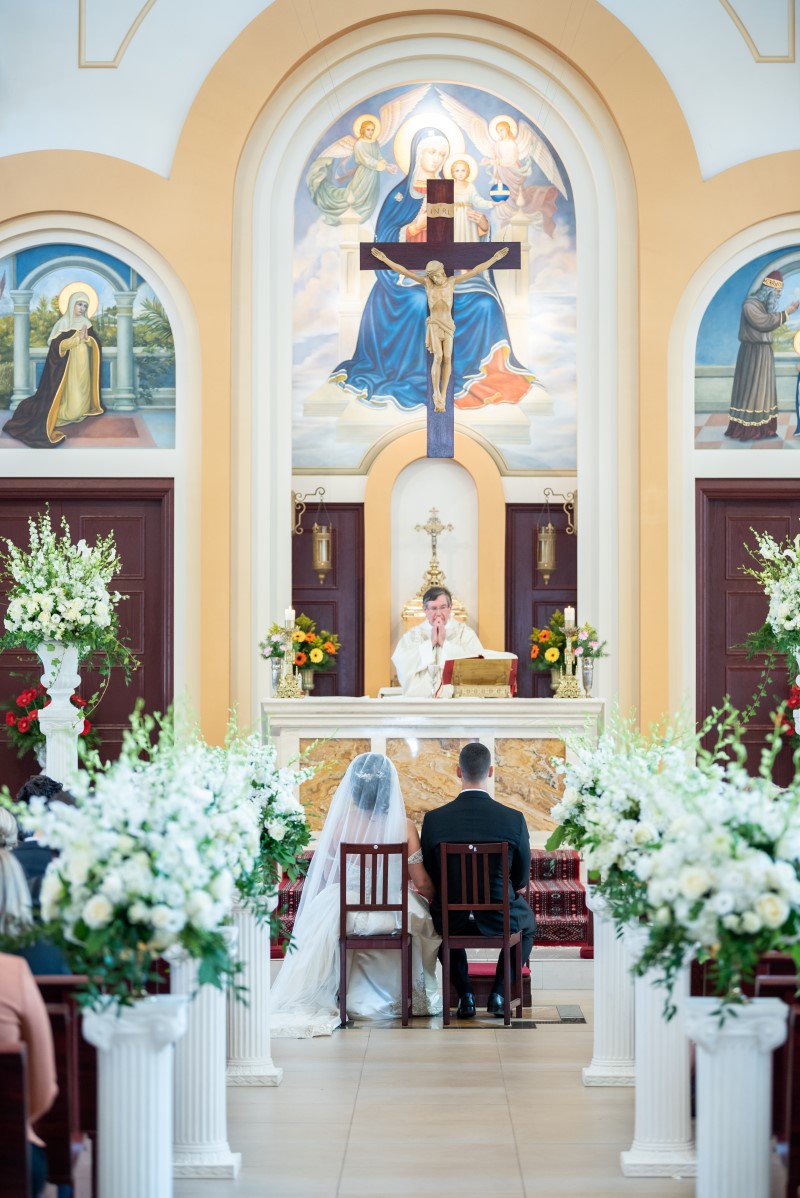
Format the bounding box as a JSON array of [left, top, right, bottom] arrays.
[[134, 298, 174, 350], [29, 296, 61, 346]]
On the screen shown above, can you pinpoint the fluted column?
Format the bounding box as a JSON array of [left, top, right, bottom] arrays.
[[685, 996, 788, 1198], [82, 995, 188, 1198], [36, 641, 82, 787], [582, 888, 635, 1086], [621, 930, 695, 1175], [9, 288, 33, 408], [227, 898, 283, 1086], [112, 290, 137, 409], [171, 956, 241, 1177]]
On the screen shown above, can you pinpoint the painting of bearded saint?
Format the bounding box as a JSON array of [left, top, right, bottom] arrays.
[[331, 126, 536, 410]]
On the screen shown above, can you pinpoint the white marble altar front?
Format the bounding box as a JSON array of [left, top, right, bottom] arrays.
[[261, 696, 604, 838]]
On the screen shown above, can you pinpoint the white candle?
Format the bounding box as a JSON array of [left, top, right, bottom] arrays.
[[564, 605, 576, 630], [284, 607, 295, 629]]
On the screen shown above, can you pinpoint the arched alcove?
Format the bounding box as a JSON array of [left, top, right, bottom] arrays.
[[232, 13, 639, 713]]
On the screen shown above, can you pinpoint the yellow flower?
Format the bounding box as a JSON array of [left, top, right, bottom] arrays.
[[544, 647, 560, 663], [291, 630, 305, 642], [309, 648, 323, 664]]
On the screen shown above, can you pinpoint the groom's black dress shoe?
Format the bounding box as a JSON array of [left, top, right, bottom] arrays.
[[487, 991, 505, 1017], [456, 993, 476, 1019]]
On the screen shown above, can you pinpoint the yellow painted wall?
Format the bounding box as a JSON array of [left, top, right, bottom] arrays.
[[1, 0, 797, 736]]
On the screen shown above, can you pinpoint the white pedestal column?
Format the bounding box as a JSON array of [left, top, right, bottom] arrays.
[[171, 957, 241, 1178], [227, 899, 283, 1086], [9, 288, 33, 407], [112, 290, 138, 409], [36, 640, 81, 786], [82, 994, 188, 1198], [620, 933, 695, 1176], [685, 996, 788, 1198], [582, 888, 635, 1086]]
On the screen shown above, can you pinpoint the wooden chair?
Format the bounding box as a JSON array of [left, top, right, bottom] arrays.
[[439, 842, 523, 1026], [339, 842, 412, 1027], [0, 1044, 31, 1198], [33, 1003, 75, 1187]]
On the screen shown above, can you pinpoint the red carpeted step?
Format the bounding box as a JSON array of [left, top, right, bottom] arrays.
[[450, 961, 532, 1007]]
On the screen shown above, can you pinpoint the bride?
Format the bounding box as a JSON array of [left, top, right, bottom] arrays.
[[271, 752, 443, 1036]]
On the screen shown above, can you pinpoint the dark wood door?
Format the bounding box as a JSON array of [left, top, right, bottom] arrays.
[[292, 503, 363, 695], [697, 480, 800, 786], [0, 480, 173, 795], [505, 504, 578, 698]]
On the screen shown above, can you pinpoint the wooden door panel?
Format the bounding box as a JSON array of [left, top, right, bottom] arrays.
[[0, 481, 173, 794], [697, 480, 800, 786], [291, 504, 363, 696], [506, 504, 577, 698]]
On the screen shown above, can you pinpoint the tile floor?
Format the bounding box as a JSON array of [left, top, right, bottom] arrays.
[[168, 990, 697, 1198], [695, 409, 800, 449]]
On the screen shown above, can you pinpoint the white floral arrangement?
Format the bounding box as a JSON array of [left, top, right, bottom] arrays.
[[0, 509, 136, 679], [745, 529, 800, 645], [549, 706, 800, 1014]]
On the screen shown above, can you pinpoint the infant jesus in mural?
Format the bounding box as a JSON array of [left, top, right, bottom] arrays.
[[371, 246, 509, 412]]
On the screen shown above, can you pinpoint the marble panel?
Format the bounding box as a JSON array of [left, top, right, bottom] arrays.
[[494, 737, 565, 831], [299, 737, 371, 833], [386, 737, 471, 825]]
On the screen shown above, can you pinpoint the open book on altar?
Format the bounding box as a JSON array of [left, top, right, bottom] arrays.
[[440, 655, 518, 698]]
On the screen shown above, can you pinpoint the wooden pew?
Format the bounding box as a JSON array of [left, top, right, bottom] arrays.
[[778, 1002, 800, 1198], [0, 1043, 31, 1198], [32, 1003, 75, 1187]]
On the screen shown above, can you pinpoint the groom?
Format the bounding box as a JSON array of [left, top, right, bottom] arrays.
[[420, 743, 536, 1018]]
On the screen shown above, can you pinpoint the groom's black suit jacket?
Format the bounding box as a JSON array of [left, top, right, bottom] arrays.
[[420, 790, 535, 941]]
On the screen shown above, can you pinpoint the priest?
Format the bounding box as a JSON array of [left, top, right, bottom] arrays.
[[392, 586, 483, 697]]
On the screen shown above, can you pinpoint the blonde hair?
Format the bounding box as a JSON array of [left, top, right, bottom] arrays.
[[0, 809, 32, 934]]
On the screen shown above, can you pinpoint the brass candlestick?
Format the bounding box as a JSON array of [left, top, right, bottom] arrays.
[[276, 622, 303, 698], [555, 621, 581, 699]]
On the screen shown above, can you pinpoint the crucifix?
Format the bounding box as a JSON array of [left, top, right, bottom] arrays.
[[360, 178, 521, 458]]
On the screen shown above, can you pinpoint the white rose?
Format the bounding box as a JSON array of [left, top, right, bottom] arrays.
[[100, 871, 125, 902], [128, 901, 150, 924], [678, 867, 711, 902], [653, 906, 671, 927], [82, 894, 113, 929], [754, 893, 790, 931], [741, 911, 762, 934], [40, 870, 64, 920], [265, 819, 287, 842], [711, 891, 735, 916], [186, 890, 217, 930], [65, 849, 93, 887], [150, 904, 177, 930]]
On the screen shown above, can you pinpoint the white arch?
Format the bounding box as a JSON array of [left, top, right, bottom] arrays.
[[232, 14, 639, 717], [18, 253, 130, 294], [0, 214, 201, 708], [668, 215, 800, 715]]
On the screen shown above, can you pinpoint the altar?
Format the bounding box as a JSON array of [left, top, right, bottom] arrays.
[[261, 696, 605, 843]]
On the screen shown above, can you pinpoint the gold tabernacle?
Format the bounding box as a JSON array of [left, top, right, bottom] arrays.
[[449, 657, 514, 698]]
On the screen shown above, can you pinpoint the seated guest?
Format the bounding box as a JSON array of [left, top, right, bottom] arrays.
[[420, 742, 536, 1018], [0, 809, 58, 1197], [12, 777, 74, 975], [392, 586, 483, 696]]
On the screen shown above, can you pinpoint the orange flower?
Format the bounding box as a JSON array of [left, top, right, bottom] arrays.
[[530, 645, 539, 659], [323, 641, 337, 654], [538, 629, 551, 642], [305, 632, 316, 643], [294, 651, 307, 666]]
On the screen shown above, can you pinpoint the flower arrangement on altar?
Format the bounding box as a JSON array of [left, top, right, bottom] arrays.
[[547, 703, 800, 1017], [742, 528, 800, 660], [290, 614, 341, 671], [3, 706, 314, 1009], [0, 509, 137, 681], [3, 679, 100, 761], [529, 610, 606, 670]]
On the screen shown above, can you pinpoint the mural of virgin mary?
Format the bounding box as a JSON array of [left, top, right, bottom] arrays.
[[329, 126, 537, 411]]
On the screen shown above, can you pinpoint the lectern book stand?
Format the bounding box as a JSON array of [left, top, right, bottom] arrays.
[[440, 657, 518, 698]]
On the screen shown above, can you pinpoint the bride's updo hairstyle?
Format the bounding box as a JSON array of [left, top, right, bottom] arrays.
[[350, 752, 394, 815]]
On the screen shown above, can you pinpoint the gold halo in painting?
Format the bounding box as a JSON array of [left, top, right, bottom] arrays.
[[444, 153, 479, 183], [794, 329, 800, 357], [58, 281, 99, 318], [352, 112, 381, 140], [392, 114, 465, 176], [489, 114, 518, 141]]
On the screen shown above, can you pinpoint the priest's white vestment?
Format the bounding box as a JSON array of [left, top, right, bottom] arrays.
[[392, 618, 484, 697]]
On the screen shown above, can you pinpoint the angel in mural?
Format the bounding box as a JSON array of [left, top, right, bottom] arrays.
[[436, 90, 567, 235], [330, 125, 537, 410], [306, 84, 431, 225], [4, 283, 104, 448]]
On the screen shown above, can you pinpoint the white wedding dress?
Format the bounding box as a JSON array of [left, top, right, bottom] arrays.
[[271, 754, 442, 1037]]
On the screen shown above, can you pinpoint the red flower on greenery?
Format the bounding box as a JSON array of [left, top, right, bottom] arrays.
[[16, 691, 31, 707], [30, 710, 38, 720], [788, 685, 800, 711], [294, 651, 307, 666], [71, 695, 87, 708], [5, 712, 17, 726], [16, 717, 31, 734], [81, 719, 91, 737]]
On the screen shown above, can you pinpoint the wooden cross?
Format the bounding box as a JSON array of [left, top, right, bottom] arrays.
[[360, 178, 521, 458]]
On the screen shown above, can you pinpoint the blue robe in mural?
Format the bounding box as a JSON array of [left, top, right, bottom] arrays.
[[330, 127, 535, 411]]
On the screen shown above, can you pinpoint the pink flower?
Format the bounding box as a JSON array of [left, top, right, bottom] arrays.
[[574, 646, 583, 656], [589, 640, 599, 649], [577, 630, 588, 640]]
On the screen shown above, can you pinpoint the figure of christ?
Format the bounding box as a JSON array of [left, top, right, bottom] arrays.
[[371, 245, 509, 412]]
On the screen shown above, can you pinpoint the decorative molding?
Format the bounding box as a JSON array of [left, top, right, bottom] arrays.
[[720, 0, 795, 63], [78, 0, 157, 69]]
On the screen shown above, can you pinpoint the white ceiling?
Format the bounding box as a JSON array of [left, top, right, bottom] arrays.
[[0, 0, 797, 179]]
